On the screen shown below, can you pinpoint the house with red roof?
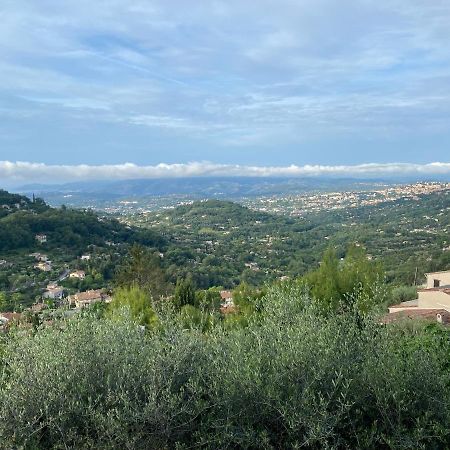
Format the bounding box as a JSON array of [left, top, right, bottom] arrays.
[[385, 270, 450, 324]]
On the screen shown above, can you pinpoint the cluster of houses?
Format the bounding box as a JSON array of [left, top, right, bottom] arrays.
[[40, 269, 88, 299], [384, 270, 450, 325], [0, 288, 112, 332], [1, 199, 28, 211], [0, 248, 112, 331]]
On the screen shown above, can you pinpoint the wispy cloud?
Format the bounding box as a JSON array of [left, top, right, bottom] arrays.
[[1, 161, 449, 186], [1, 1, 450, 163]]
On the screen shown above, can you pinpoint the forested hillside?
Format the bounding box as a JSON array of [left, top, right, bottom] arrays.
[[137, 190, 450, 287], [0, 191, 163, 252], [0, 191, 165, 307], [1, 189, 449, 309]]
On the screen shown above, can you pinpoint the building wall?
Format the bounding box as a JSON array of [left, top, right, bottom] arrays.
[[426, 271, 450, 288], [418, 291, 450, 311]]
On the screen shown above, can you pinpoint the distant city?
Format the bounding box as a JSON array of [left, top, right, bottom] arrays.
[[81, 181, 450, 220]]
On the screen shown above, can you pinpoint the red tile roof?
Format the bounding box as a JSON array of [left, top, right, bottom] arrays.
[[69, 289, 104, 302]]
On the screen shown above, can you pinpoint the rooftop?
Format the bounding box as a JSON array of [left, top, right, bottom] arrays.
[[69, 289, 104, 302], [417, 288, 450, 295], [426, 270, 450, 276], [382, 309, 450, 325]]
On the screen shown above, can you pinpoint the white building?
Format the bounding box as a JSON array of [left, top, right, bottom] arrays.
[[43, 284, 64, 300], [69, 270, 86, 280], [425, 270, 450, 289], [35, 234, 47, 244], [34, 261, 52, 272]]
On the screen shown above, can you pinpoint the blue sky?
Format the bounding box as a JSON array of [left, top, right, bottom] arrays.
[[1, 0, 450, 182]]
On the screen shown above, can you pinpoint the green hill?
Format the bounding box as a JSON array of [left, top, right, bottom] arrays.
[[0, 190, 166, 307], [142, 192, 450, 287], [0, 191, 164, 253]]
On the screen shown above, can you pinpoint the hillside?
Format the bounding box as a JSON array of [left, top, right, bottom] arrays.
[[0, 190, 48, 218], [0, 190, 165, 306], [166, 200, 280, 227], [314, 189, 450, 282], [138, 200, 312, 287], [136, 191, 450, 287], [0, 191, 164, 253], [1, 189, 449, 306]]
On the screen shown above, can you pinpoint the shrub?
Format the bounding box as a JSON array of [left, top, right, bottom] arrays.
[[391, 285, 418, 305], [0, 286, 448, 449]]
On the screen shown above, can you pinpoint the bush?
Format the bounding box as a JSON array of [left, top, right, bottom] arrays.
[[391, 285, 418, 305], [0, 286, 448, 449]]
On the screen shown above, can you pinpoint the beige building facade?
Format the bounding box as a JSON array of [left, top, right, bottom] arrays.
[[426, 270, 450, 288], [389, 270, 450, 314]]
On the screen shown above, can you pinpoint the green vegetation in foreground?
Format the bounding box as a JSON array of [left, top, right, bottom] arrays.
[[1, 283, 449, 449]]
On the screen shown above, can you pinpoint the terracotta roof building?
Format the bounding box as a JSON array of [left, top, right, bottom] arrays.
[[68, 289, 111, 308]]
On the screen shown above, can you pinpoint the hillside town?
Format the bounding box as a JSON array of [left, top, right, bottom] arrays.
[[242, 182, 450, 216], [73, 182, 450, 219]]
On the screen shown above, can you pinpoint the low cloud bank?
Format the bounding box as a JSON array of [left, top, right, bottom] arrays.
[[1, 161, 450, 185]]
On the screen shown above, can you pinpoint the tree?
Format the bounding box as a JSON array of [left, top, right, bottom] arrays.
[[304, 247, 341, 312], [173, 276, 196, 310], [0, 292, 7, 311], [115, 244, 169, 298], [11, 293, 23, 312], [179, 304, 216, 332], [108, 285, 158, 328], [304, 245, 387, 314], [195, 287, 222, 312]]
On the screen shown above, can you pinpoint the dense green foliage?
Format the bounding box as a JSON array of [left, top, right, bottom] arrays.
[[138, 191, 450, 288], [391, 285, 418, 305], [114, 244, 169, 298], [1, 286, 449, 449], [173, 276, 196, 310], [107, 285, 158, 328], [0, 202, 162, 254], [0, 191, 166, 308], [303, 245, 388, 314]]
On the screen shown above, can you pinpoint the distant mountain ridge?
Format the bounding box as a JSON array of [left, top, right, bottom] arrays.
[[18, 176, 387, 201]]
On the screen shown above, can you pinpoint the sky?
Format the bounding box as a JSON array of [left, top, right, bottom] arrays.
[[1, 0, 450, 183]]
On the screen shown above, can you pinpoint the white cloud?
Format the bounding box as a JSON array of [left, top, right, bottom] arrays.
[[128, 115, 208, 131], [1, 161, 449, 186], [1, 0, 450, 160]]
